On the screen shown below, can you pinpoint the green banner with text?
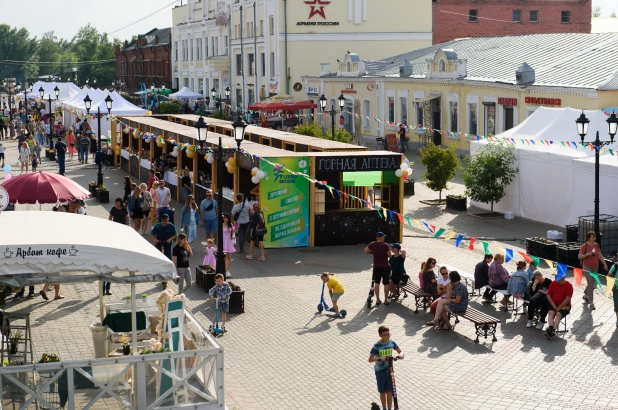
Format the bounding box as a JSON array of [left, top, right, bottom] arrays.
[[260, 157, 310, 248]]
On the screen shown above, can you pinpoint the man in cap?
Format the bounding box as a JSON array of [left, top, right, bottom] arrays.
[[364, 232, 392, 306], [150, 213, 178, 261], [545, 270, 573, 339]]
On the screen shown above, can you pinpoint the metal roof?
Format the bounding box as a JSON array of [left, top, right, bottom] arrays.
[[354, 33, 618, 90], [124, 28, 171, 50]]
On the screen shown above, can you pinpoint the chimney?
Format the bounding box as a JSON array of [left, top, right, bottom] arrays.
[[154, 35, 159, 44], [516, 62, 535, 85], [399, 59, 413, 77]]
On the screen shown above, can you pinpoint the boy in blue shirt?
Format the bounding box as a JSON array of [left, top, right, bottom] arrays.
[[368, 325, 404, 410]]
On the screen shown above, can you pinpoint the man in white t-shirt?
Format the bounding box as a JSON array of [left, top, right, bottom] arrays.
[[430, 266, 451, 314], [156, 180, 171, 209]]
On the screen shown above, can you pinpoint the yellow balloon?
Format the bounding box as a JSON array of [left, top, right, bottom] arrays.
[[204, 155, 209, 160], [156, 140, 165, 148], [227, 157, 236, 166], [227, 165, 236, 174], [251, 169, 257, 176], [186, 147, 195, 158]]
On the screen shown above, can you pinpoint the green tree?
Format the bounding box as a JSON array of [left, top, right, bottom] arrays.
[[325, 128, 353, 143], [158, 102, 181, 114], [593, 5, 602, 17], [420, 143, 461, 202], [461, 142, 517, 215], [294, 122, 323, 137], [0, 24, 39, 82]]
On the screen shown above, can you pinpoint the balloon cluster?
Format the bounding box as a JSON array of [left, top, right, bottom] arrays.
[[171, 145, 180, 158], [205, 152, 215, 164], [3, 165, 11, 180], [395, 159, 412, 178], [251, 167, 266, 184], [224, 157, 237, 174], [185, 146, 196, 159]]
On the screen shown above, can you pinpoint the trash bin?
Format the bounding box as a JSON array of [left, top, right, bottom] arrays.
[[89, 322, 109, 358]]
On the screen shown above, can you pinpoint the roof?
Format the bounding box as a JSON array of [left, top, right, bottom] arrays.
[[339, 33, 618, 90], [124, 27, 171, 50]]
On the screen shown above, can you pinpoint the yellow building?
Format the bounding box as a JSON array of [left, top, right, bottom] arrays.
[[303, 33, 618, 153]]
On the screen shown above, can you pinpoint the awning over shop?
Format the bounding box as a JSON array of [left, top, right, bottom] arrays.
[[342, 171, 382, 187]]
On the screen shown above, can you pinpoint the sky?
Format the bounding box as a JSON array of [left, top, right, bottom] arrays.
[[0, 0, 180, 42], [0, 0, 615, 42]]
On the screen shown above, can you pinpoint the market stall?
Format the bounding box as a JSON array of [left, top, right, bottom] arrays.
[[248, 94, 317, 130]]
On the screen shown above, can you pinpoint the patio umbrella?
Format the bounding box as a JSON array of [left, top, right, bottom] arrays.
[[0, 171, 90, 204]]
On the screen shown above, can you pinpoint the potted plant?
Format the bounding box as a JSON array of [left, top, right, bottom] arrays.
[[119, 334, 131, 355], [526, 237, 558, 260], [125, 296, 131, 305], [38, 353, 60, 378], [48, 148, 56, 161], [141, 293, 148, 303], [96, 184, 110, 203], [196, 265, 216, 291], [9, 330, 22, 356], [227, 281, 245, 314], [446, 194, 468, 211], [88, 180, 98, 194]]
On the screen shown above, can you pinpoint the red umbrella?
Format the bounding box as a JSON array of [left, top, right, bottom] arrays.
[[1, 172, 90, 204]]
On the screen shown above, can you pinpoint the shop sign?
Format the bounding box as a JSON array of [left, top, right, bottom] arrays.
[[343, 83, 353, 89], [316, 155, 400, 172], [498, 97, 517, 106], [4, 246, 79, 260], [525, 97, 561, 106], [367, 82, 378, 91], [307, 86, 320, 96], [269, 82, 278, 92]]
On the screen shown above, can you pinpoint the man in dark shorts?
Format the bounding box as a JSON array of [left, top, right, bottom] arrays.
[[364, 232, 392, 306]]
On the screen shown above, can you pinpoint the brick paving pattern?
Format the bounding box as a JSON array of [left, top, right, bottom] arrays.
[[1, 137, 618, 410]]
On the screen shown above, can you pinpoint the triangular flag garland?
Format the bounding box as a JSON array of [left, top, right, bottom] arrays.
[[505, 248, 513, 263], [469, 238, 476, 250], [573, 268, 583, 288], [482, 241, 490, 255], [433, 228, 446, 239]]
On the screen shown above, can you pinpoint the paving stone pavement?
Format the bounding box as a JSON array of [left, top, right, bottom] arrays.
[[2, 137, 618, 410]]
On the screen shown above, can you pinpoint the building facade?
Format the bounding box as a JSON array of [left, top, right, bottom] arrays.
[[302, 33, 618, 154], [171, 1, 231, 104], [433, 0, 592, 44], [115, 28, 172, 91]]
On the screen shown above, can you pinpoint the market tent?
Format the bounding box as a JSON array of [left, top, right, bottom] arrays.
[[248, 94, 317, 111], [168, 87, 203, 99], [87, 91, 147, 137]]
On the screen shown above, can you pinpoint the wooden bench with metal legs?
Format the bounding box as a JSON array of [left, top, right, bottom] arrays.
[[447, 308, 501, 343], [394, 282, 433, 313]]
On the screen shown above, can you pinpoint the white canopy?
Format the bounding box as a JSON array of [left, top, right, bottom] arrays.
[[90, 91, 147, 116], [33, 82, 80, 102], [0, 211, 175, 285], [169, 87, 203, 99]]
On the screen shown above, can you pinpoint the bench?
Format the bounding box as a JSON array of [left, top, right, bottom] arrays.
[[523, 300, 569, 334], [449, 307, 501, 343], [395, 282, 433, 313], [436, 263, 476, 295]]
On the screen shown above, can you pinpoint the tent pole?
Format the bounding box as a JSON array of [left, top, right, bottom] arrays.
[[99, 280, 105, 323], [130, 272, 137, 355]]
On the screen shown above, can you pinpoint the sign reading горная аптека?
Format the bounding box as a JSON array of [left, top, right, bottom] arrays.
[[316, 156, 400, 172]]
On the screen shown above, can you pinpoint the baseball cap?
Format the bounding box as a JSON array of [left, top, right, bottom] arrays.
[[161, 214, 170, 220], [376, 232, 385, 238], [391, 243, 401, 250]]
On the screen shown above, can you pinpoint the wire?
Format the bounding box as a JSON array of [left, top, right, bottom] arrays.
[[107, 0, 179, 36]]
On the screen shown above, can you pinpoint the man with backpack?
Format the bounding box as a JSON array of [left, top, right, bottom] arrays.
[[231, 193, 253, 253], [79, 126, 91, 163]]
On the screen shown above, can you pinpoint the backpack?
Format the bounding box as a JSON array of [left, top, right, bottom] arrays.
[[142, 192, 152, 211], [233, 201, 245, 222]]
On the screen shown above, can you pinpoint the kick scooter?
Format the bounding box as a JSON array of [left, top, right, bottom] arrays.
[[317, 282, 347, 318], [208, 297, 224, 336]]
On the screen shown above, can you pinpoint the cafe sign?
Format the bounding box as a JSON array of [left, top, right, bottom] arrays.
[[525, 97, 561, 106], [498, 97, 517, 106], [316, 155, 400, 172]]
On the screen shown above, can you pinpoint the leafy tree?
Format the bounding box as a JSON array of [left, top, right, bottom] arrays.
[[325, 128, 353, 143], [611, 10, 617, 18], [294, 122, 323, 137], [593, 5, 602, 17], [0, 24, 38, 82], [461, 142, 517, 215], [158, 102, 181, 114], [420, 143, 461, 201]]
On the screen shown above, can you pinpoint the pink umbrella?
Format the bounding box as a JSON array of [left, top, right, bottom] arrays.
[[1, 171, 90, 204]]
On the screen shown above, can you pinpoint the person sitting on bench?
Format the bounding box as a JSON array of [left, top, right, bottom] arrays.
[[430, 266, 451, 315], [525, 271, 552, 330], [545, 270, 573, 339], [421, 257, 438, 301], [475, 254, 493, 299], [486, 253, 511, 306], [426, 271, 468, 330], [507, 260, 530, 300]]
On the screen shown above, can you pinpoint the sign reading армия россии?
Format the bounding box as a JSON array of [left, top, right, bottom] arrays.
[[316, 156, 400, 172]]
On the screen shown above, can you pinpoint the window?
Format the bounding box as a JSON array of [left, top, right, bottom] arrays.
[[261, 52, 266, 76], [247, 23, 252, 38], [174, 41, 178, 61], [362, 100, 370, 129], [415, 104, 423, 127], [248, 89, 255, 106], [235, 24, 239, 39], [196, 39, 201, 60], [236, 54, 242, 75], [198, 78, 203, 94], [190, 39, 193, 61], [512, 10, 521, 22], [190, 78, 194, 91], [248, 53, 255, 76], [213, 37, 218, 56], [270, 52, 275, 77], [387, 97, 395, 124], [468, 103, 478, 135], [347, 62, 351, 72], [224, 36, 228, 55], [530, 10, 539, 22], [183, 78, 189, 87], [260, 20, 263, 36], [205, 37, 209, 57], [469, 9, 478, 22], [449, 101, 458, 133], [561, 10, 570, 23], [438, 59, 446, 72], [484, 103, 496, 135], [399, 97, 407, 125], [269, 16, 274, 34]]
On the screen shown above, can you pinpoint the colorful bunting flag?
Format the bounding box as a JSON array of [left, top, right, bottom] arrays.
[[422, 222, 433, 233], [518, 252, 533, 263], [531, 256, 540, 267], [605, 276, 615, 297], [589, 271, 604, 292], [482, 241, 490, 254], [556, 263, 567, 280], [543, 259, 554, 269], [405, 216, 412, 228], [573, 268, 583, 288], [433, 228, 446, 238], [469, 237, 476, 250], [455, 234, 464, 248], [444, 231, 456, 241], [505, 248, 513, 262]]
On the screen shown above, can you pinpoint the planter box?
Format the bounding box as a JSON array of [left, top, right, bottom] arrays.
[[229, 291, 245, 314], [403, 180, 415, 196], [557, 243, 580, 267], [88, 182, 98, 195], [96, 189, 110, 203], [526, 238, 557, 260], [195, 265, 216, 291], [565, 225, 579, 243], [446, 195, 467, 211]]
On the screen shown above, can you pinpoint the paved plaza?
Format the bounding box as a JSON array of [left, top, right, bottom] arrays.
[[2, 138, 618, 410]]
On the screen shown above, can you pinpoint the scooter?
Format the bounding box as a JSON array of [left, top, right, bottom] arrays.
[[317, 282, 347, 318], [367, 280, 375, 308], [389, 356, 400, 410], [208, 297, 224, 336]]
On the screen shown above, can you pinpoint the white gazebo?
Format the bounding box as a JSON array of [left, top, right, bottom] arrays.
[[168, 87, 203, 100]]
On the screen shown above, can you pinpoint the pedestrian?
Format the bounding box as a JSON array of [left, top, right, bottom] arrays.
[[607, 259, 618, 327], [150, 213, 177, 260], [181, 194, 199, 244], [208, 273, 232, 331], [55, 120, 65, 140], [36, 120, 45, 146], [34, 141, 41, 163], [89, 130, 97, 162], [173, 232, 193, 294], [147, 169, 158, 190], [155, 180, 171, 218], [487, 253, 511, 306], [109, 197, 130, 225], [18, 142, 29, 173], [65, 128, 77, 161], [430, 265, 451, 315], [44, 119, 52, 147], [78, 127, 90, 163], [0, 143, 4, 167], [54, 137, 67, 175], [123, 176, 132, 204], [140, 183, 153, 235], [364, 232, 392, 306], [320, 272, 345, 317], [31, 153, 38, 172], [9, 119, 15, 139], [398, 123, 406, 153], [0, 115, 4, 139], [387, 243, 408, 300], [426, 271, 468, 330], [181, 168, 192, 203], [26, 134, 35, 155], [231, 193, 253, 253], [475, 254, 493, 300], [40, 283, 64, 301], [128, 185, 144, 232], [247, 202, 266, 261], [578, 231, 607, 310], [421, 257, 438, 301], [545, 269, 573, 339], [221, 213, 236, 277], [203, 239, 216, 268], [149, 180, 160, 227], [199, 190, 218, 243], [368, 325, 404, 410]]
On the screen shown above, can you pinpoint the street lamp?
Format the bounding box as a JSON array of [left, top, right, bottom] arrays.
[[193, 114, 247, 274], [576, 110, 618, 240], [40, 85, 60, 149], [4, 78, 15, 120], [84, 93, 113, 186], [22, 81, 31, 136], [319, 94, 346, 140]]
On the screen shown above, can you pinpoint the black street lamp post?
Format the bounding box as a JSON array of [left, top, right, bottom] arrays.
[[194, 114, 247, 275], [319, 94, 346, 140], [576, 110, 618, 239], [40, 86, 60, 150], [84, 94, 114, 186], [3, 79, 15, 120]]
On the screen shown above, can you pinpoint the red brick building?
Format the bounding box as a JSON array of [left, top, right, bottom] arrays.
[[433, 0, 591, 44], [114, 28, 172, 91]]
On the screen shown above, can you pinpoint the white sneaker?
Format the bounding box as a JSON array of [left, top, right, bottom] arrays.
[[536, 321, 545, 330], [225, 271, 231, 278], [526, 320, 533, 328]]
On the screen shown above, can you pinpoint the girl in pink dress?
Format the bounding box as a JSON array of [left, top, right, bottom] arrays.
[[203, 239, 216, 269], [222, 213, 236, 278]]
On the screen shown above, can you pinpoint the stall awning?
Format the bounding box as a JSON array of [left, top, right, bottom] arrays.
[[342, 171, 382, 187]]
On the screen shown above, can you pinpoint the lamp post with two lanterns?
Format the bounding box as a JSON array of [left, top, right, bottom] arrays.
[[319, 94, 346, 141], [575, 110, 618, 239], [211, 86, 231, 118], [83, 94, 114, 187], [193, 114, 247, 275], [39, 86, 60, 150], [150, 83, 166, 113], [2, 78, 16, 120]]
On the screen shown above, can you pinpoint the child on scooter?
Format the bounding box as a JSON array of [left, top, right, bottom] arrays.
[[320, 272, 345, 318], [208, 273, 232, 330], [368, 325, 404, 410]]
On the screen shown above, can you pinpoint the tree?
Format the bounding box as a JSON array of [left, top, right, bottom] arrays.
[[593, 5, 602, 17], [461, 142, 517, 215], [294, 122, 322, 137], [611, 10, 617, 18], [419, 143, 461, 202], [325, 128, 353, 143]]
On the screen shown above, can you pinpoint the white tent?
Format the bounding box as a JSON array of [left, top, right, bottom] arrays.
[[86, 91, 148, 137], [33, 82, 80, 102], [169, 87, 203, 99], [470, 107, 618, 228]]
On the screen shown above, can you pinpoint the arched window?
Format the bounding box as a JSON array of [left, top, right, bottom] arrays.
[[439, 59, 446, 72], [347, 62, 351, 72], [363, 100, 371, 129]]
